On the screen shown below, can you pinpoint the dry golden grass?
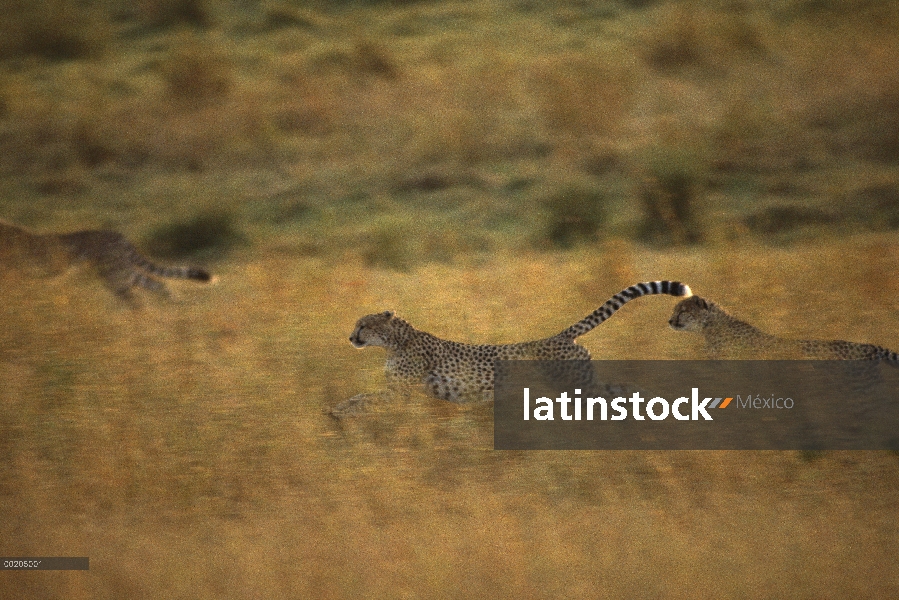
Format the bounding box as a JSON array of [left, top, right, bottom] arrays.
[[2, 235, 899, 598]]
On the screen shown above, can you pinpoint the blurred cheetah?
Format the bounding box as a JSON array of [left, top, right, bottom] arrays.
[[669, 295, 899, 361], [0, 219, 212, 297], [349, 280, 692, 403]]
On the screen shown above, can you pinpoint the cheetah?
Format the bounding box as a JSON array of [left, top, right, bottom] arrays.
[[0, 219, 212, 297], [348, 280, 692, 403], [668, 295, 899, 361]]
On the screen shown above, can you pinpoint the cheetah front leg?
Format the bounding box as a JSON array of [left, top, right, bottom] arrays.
[[329, 373, 425, 418], [329, 390, 399, 419]]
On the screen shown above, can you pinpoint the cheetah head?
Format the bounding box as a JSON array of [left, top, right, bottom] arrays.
[[669, 295, 717, 332], [350, 311, 396, 348]]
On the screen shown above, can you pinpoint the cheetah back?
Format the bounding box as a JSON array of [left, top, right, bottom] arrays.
[[417, 336, 590, 402]]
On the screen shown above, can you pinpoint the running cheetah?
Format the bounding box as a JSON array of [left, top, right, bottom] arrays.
[[1, 219, 212, 297], [348, 280, 692, 403], [669, 295, 899, 361]]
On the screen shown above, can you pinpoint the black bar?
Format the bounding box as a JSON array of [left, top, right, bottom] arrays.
[[1, 558, 89, 570]]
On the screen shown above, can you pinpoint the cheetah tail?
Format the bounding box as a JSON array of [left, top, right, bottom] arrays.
[[130, 250, 212, 282], [559, 280, 692, 340]]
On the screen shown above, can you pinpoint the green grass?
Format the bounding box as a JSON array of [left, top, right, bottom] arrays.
[[1, 0, 899, 260]]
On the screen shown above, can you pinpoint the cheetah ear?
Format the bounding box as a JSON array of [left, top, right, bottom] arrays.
[[383, 310, 394, 319]]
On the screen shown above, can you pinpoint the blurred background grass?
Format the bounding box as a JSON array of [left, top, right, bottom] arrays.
[[2, 0, 899, 597]]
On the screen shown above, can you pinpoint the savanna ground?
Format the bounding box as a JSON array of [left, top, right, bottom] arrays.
[[2, 0, 899, 597]]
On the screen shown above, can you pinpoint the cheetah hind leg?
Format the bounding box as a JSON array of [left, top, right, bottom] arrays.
[[328, 390, 403, 420], [128, 270, 173, 298], [94, 260, 173, 299]]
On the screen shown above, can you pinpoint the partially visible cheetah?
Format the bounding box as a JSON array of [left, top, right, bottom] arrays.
[[348, 280, 692, 403], [1, 219, 212, 297], [669, 295, 899, 361]]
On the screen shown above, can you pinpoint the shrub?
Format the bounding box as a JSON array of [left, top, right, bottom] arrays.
[[636, 145, 708, 245], [135, 0, 213, 29], [0, 0, 107, 61], [160, 38, 233, 107], [537, 183, 608, 249], [146, 213, 244, 259]]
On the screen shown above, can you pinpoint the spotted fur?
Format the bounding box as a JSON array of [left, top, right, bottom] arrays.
[[669, 295, 899, 361], [1, 219, 211, 297], [350, 280, 692, 402], [58, 230, 211, 297]]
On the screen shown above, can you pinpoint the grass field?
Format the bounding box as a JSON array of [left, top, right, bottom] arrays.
[[2, 0, 899, 597]]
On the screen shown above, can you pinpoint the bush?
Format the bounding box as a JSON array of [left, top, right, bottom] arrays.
[[637, 145, 708, 246], [134, 0, 213, 29], [160, 38, 233, 107], [537, 183, 608, 249], [0, 0, 107, 61], [146, 213, 244, 259]]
